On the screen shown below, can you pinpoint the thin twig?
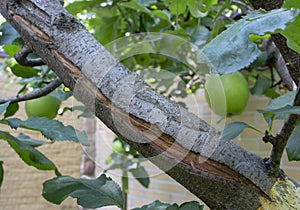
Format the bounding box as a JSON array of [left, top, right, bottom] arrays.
[[14, 44, 45, 67], [264, 86, 300, 177], [0, 77, 62, 104], [262, 38, 297, 91]]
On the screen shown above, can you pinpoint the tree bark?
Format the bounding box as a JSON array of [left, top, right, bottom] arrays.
[[0, 1, 299, 209]]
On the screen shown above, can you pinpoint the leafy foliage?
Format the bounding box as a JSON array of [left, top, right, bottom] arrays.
[[281, 0, 300, 54], [106, 137, 150, 188], [5, 117, 89, 145], [203, 8, 300, 74], [286, 123, 300, 161], [42, 174, 124, 209], [132, 200, 204, 210], [0, 131, 57, 171]]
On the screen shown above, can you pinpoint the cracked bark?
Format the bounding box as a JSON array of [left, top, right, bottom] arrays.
[[0, 0, 299, 209]]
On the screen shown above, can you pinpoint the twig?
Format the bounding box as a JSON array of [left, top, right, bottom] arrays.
[[263, 86, 300, 177], [262, 38, 297, 91], [0, 77, 62, 104], [14, 44, 45, 67]]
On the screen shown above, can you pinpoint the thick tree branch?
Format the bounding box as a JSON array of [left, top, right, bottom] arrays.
[[0, 77, 62, 104], [0, 1, 299, 209]]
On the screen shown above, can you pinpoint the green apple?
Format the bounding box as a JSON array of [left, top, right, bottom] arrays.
[[204, 72, 249, 117], [134, 54, 151, 66], [25, 95, 61, 119], [112, 140, 124, 153]]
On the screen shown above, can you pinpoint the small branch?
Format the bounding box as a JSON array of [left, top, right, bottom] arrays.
[[0, 77, 62, 104], [262, 38, 297, 91], [14, 44, 45, 67], [264, 86, 300, 177]]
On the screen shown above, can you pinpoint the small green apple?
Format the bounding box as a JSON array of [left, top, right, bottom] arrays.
[[112, 140, 124, 153], [205, 72, 249, 117], [25, 95, 61, 119]]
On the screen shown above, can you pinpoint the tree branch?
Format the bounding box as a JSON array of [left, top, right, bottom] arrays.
[[264, 86, 300, 177], [262, 38, 297, 91], [249, 0, 300, 85], [1, 1, 299, 209], [14, 44, 45, 66], [0, 77, 62, 104]]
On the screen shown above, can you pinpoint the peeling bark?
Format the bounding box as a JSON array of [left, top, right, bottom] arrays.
[[0, 1, 299, 209]]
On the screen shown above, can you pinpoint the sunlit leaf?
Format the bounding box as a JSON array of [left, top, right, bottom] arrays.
[[43, 174, 123, 209], [11, 64, 39, 78], [3, 44, 20, 57], [281, 0, 300, 54]]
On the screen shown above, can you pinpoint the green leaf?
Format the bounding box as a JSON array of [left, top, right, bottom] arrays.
[[3, 44, 21, 57], [133, 200, 172, 210], [137, 0, 157, 6], [6, 117, 89, 146], [265, 91, 295, 110], [0, 23, 20, 45], [286, 123, 300, 161], [187, 0, 208, 18], [219, 122, 262, 141], [202, 8, 300, 74], [281, 0, 300, 53], [65, 0, 106, 15], [258, 105, 300, 120], [166, 0, 187, 15], [0, 131, 57, 170], [11, 64, 39, 78], [283, 0, 299, 8], [179, 201, 204, 210], [250, 75, 272, 95], [4, 102, 19, 118], [121, 0, 153, 14], [0, 102, 10, 116], [42, 174, 123, 209], [130, 166, 150, 188], [0, 160, 3, 188], [17, 133, 52, 147]]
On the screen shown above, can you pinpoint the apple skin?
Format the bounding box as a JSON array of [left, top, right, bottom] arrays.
[[112, 140, 124, 153], [204, 72, 249, 117], [25, 95, 61, 119]]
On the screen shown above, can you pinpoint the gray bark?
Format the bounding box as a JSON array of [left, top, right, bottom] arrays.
[[0, 0, 299, 209]]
